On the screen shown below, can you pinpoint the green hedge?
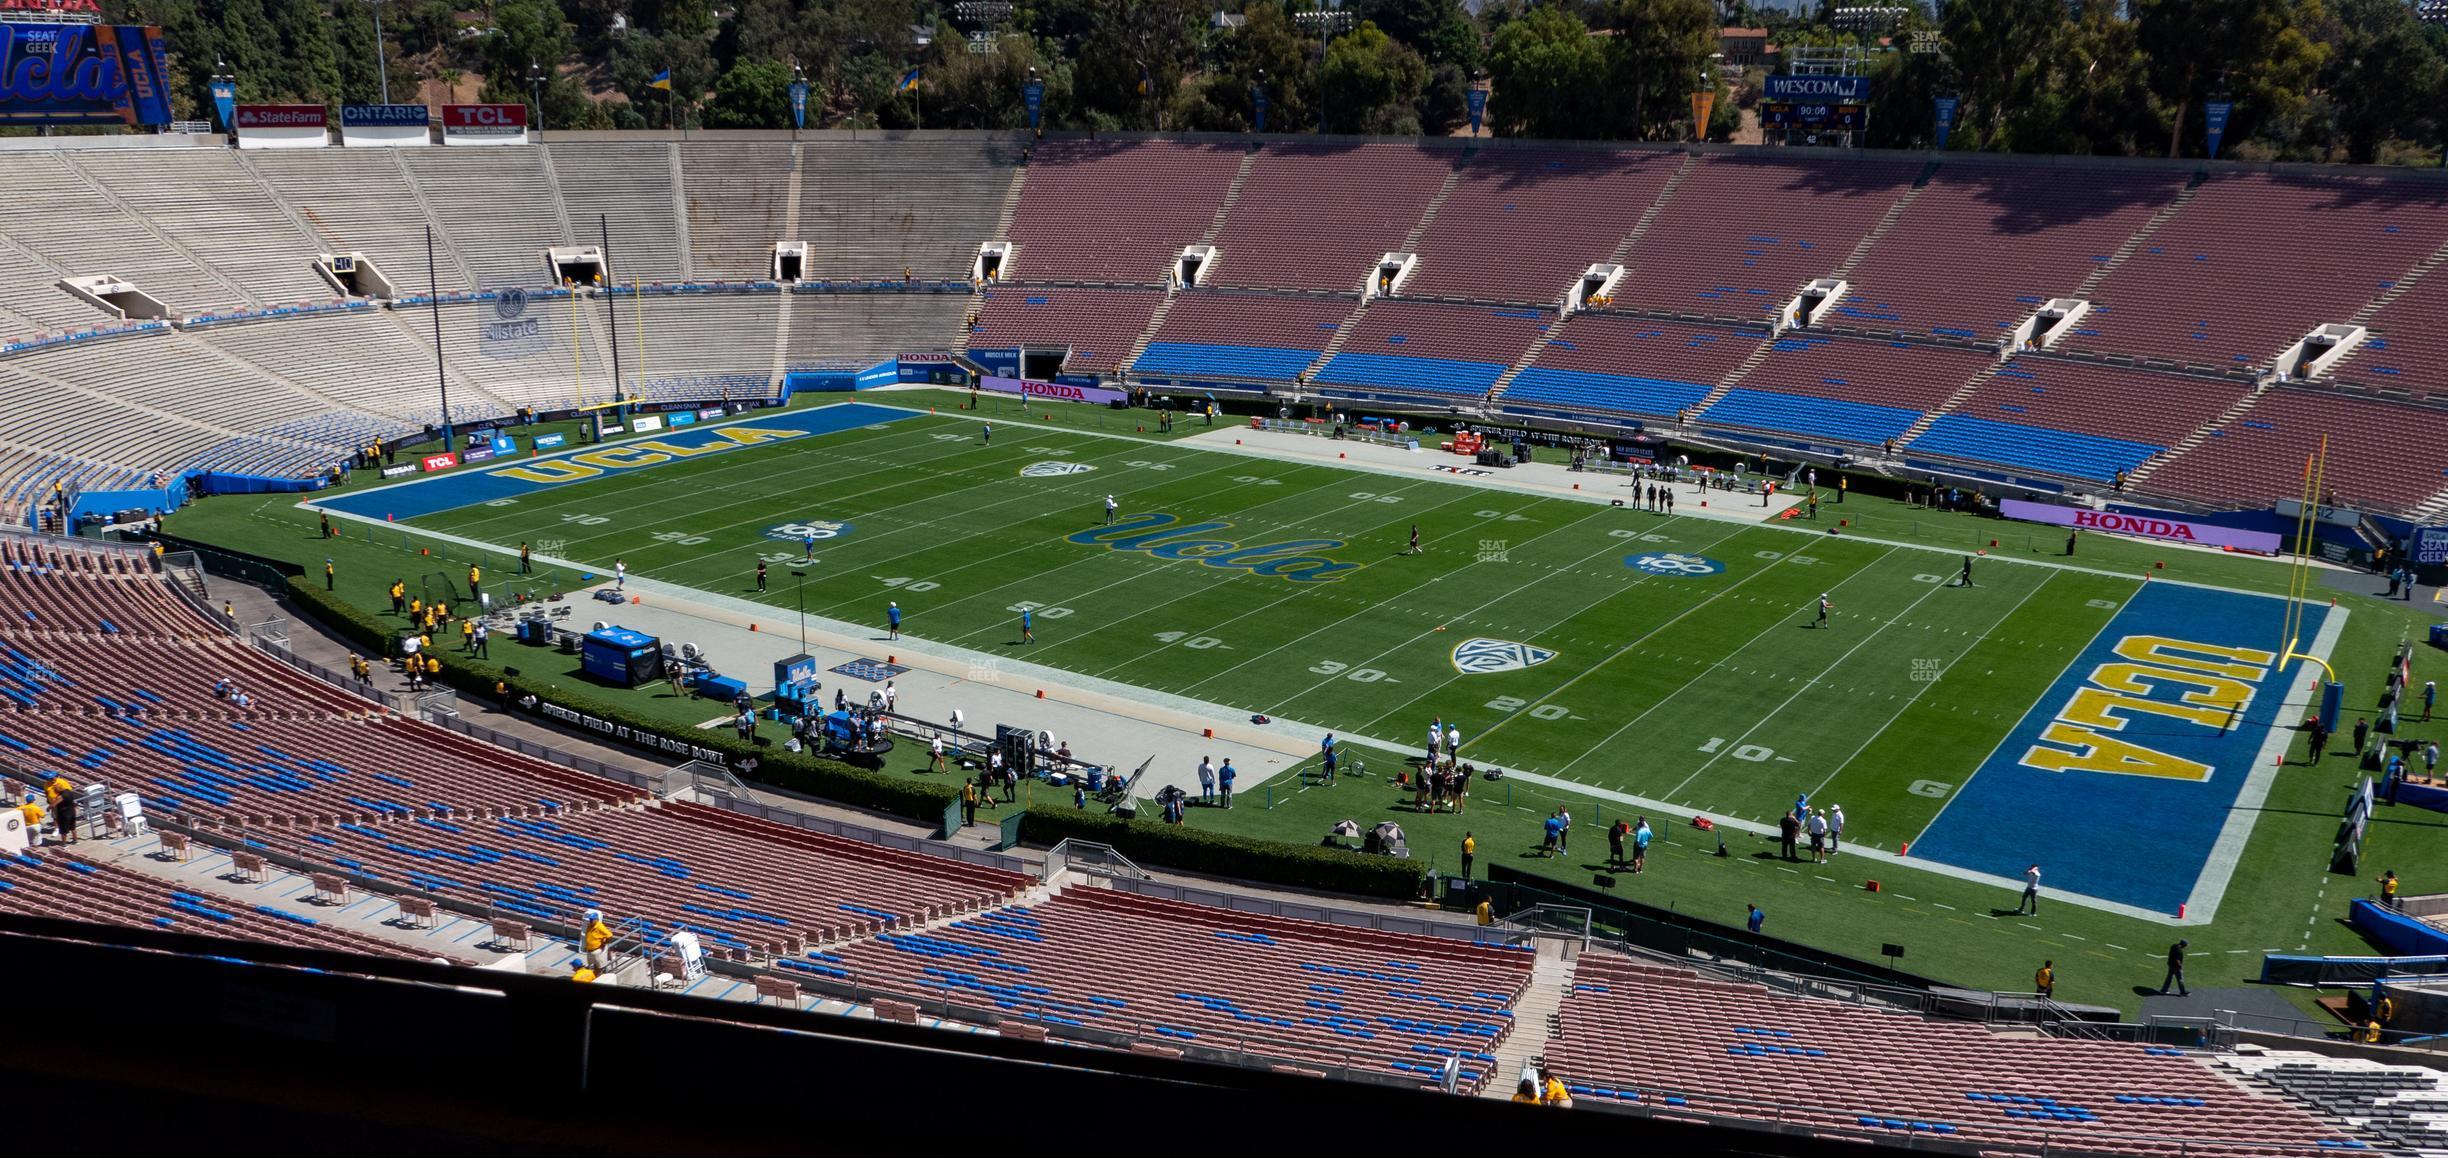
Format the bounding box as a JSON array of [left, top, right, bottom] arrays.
[[1016, 804, 1429, 901], [282, 577, 960, 822]]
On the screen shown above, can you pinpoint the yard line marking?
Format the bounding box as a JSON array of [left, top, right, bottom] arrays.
[[1539, 543, 1903, 779], [1661, 555, 1962, 801], [1802, 569, 2058, 801]]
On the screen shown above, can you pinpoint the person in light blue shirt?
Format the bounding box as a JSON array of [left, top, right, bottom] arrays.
[[1218, 758, 1237, 808], [1633, 818, 1652, 873]]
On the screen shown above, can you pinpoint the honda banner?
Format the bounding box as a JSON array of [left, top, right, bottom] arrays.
[[981, 375, 1126, 406], [2000, 499, 2281, 553], [441, 102, 527, 146]]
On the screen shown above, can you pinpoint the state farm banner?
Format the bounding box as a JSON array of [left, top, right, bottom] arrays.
[[2000, 499, 2282, 553], [440, 102, 526, 146], [982, 375, 1126, 406], [233, 103, 327, 150]]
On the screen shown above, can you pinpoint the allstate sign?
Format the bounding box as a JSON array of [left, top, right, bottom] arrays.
[[1766, 75, 1870, 102]]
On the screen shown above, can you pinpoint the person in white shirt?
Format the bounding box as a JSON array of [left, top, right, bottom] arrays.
[[1426, 722, 1443, 764], [1445, 724, 1460, 758], [1197, 757, 1216, 805], [1806, 809, 1829, 863], [2017, 864, 2042, 915], [882, 681, 897, 711], [1829, 805, 1846, 854], [1104, 495, 1118, 525], [928, 734, 946, 774], [614, 559, 627, 589]]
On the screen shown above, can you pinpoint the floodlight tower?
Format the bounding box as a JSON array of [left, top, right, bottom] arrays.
[[1294, 5, 1356, 133]]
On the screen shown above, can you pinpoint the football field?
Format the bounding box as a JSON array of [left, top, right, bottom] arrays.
[[320, 400, 2337, 918]]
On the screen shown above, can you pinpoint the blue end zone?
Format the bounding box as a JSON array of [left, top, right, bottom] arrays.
[[315, 403, 915, 522], [1909, 582, 2327, 914]]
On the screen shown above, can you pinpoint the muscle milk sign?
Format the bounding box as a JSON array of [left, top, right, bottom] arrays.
[[441, 102, 526, 146], [2000, 499, 2281, 553]]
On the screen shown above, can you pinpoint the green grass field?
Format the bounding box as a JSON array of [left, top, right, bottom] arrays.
[[170, 396, 2448, 1013]]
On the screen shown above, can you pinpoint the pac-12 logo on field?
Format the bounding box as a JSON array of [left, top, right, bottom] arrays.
[[1451, 638, 1558, 675], [1625, 552, 1724, 577], [1021, 461, 1096, 477], [764, 521, 854, 542]]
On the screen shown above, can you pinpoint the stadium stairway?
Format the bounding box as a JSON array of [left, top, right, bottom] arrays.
[[1399, 162, 1467, 268], [1477, 944, 1579, 1100], [766, 145, 809, 380], [1487, 313, 1564, 398], [1605, 153, 1698, 267], [1681, 331, 1781, 420], [1828, 164, 1935, 279], [2073, 174, 2203, 299], [1202, 147, 1258, 248], [2121, 380, 2272, 490], [2350, 231, 2448, 325], [1299, 299, 1373, 382], [1891, 355, 2011, 447]]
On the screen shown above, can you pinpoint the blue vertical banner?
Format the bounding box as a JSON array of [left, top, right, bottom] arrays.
[[210, 76, 237, 131], [1252, 84, 1268, 133], [2203, 99, 2234, 159], [788, 80, 807, 130], [1022, 79, 1044, 129], [1465, 86, 1487, 135], [1933, 95, 1958, 149]]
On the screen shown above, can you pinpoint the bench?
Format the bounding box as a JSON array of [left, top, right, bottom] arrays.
[[393, 895, 436, 929], [227, 850, 267, 884], [752, 975, 802, 1007], [872, 999, 918, 1024], [487, 918, 530, 953], [309, 874, 350, 907]]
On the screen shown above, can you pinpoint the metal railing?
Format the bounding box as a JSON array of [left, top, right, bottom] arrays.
[[1044, 839, 1148, 882], [1494, 904, 1597, 953]]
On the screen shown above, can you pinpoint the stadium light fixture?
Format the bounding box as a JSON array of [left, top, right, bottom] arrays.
[[528, 60, 547, 134], [1294, 7, 1355, 133], [363, 0, 392, 104], [790, 570, 809, 652]]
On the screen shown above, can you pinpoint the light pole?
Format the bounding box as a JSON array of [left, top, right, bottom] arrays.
[[365, 0, 392, 103], [790, 569, 808, 653], [528, 60, 547, 134], [1293, 6, 1354, 134]]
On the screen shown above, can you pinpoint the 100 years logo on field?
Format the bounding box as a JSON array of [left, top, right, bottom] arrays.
[[763, 520, 854, 541], [1020, 461, 1096, 477], [1451, 638, 1558, 675], [1625, 552, 1725, 577]]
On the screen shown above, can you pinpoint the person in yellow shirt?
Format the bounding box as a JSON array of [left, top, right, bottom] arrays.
[[2356, 1020, 2382, 1044], [1510, 1077, 1541, 1104], [44, 776, 75, 845], [17, 793, 43, 835], [408, 597, 422, 621], [1461, 831, 1476, 882], [1543, 1072, 1573, 1107], [1475, 897, 1494, 926], [2035, 960, 2055, 998], [467, 564, 482, 596], [425, 655, 442, 681], [570, 961, 598, 984], [581, 909, 613, 971], [390, 580, 406, 616], [460, 618, 476, 651]]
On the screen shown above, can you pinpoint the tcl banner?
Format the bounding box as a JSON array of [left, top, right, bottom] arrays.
[[441, 102, 526, 146], [420, 452, 460, 472], [981, 375, 1126, 406], [233, 103, 327, 150], [2000, 499, 2282, 554]]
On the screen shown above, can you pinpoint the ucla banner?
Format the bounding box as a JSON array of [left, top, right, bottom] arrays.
[[2204, 99, 2234, 160], [1465, 86, 1486, 135], [788, 79, 807, 130], [1023, 78, 1044, 130], [1933, 96, 1958, 149], [0, 23, 174, 126], [1252, 84, 1267, 133], [209, 74, 235, 130]]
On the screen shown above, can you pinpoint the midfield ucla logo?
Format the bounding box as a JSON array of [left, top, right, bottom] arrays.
[[1452, 638, 1558, 675], [1021, 461, 1096, 477], [764, 520, 854, 542], [1066, 513, 1364, 584], [1625, 551, 1725, 577]]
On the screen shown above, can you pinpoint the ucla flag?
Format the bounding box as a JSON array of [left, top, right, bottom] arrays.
[[649, 68, 673, 91], [898, 67, 922, 93], [1137, 63, 1152, 96]]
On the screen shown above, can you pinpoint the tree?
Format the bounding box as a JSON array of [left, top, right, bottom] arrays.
[[1318, 21, 1429, 135], [2315, 0, 2443, 164], [2133, 0, 2326, 158], [1938, 0, 2068, 151], [1601, 0, 1720, 140], [1170, 3, 1314, 133], [705, 58, 793, 129], [1070, 0, 1202, 130], [1484, 5, 1606, 139]]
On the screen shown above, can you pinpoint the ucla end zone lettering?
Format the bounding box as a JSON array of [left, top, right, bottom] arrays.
[[1067, 513, 1364, 584], [314, 403, 915, 522], [1907, 582, 2337, 915]]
